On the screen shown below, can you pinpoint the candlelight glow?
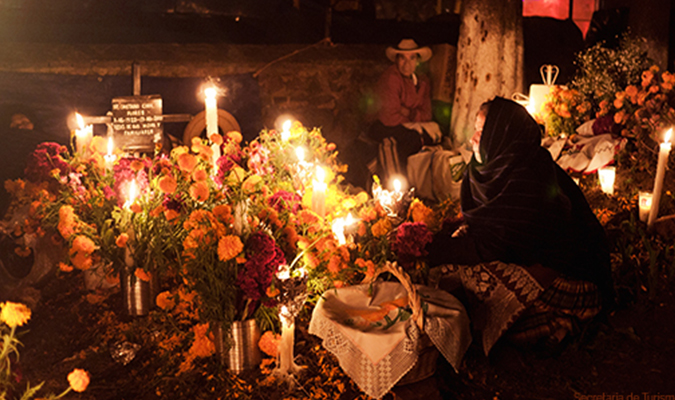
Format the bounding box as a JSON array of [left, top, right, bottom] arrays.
[[331, 213, 358, 245], [598, 166, 616, 195], [75, 113, 85, 129], [295, 147, 305, 162], [124, 180, 139, 209], [107, 136, 114, 155], [315, 166, 325, 183], [664, 128, 672, 143], [281, 120, 292, 141], [204, 86, 217, 100], [277, 265, 291, 281], [393, 178, 402, 193], [279, 305, 290, 327]]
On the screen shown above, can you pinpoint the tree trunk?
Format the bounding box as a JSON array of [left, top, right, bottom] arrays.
[[628, 0, 670, 70], [450, 0, 524, 145]]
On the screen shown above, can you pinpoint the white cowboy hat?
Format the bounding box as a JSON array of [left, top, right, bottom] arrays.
[[386, 39, 432, 62]]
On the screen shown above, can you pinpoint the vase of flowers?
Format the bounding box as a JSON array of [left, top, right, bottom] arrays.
[[211, 319, 262, 373], [120, 266, 158, 316]]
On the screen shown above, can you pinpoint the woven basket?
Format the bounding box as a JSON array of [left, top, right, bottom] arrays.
[[374, 262, 439, 386]]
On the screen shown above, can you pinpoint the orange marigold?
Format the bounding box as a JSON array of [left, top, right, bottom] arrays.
[[116, 233, 129, 248], [190, 323, 215, 358], [189, 181, 209, 202], [59, 262, 74, 272], [0, 301, 31, 327], [209, 133, 223, 145], [158, 175, 177, 194], [156, 291, 175, 310], [258, 331, 281, 357], [58, 205, 77, 240], [71, 235, 97, 255], [177, 153, 197, 172], [135, 268, 152, 282], [226, 131, 243, 144], [371, 218, 392, 237], [192, 168, 208, 182], [67, 368, 90, 392], [164, 209, 179, 221], [218, 235, 244, 262]]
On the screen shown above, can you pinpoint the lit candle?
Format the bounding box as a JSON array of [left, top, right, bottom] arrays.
[[295, 147, 305, 162], [278, 305, 295, 374], [639, 191, 653, 223], [204, 87, 221, 170], [281, 120, 292, 142], [204, 87, 218, 138], [104, 136, 116, 172], [331, 214, 357, 245], [312, 166, 327, 218], [74, 113, 93, 157], [123, 179, 139, 268], [648, 128, 672, 228], [598, 166, 616, 195]]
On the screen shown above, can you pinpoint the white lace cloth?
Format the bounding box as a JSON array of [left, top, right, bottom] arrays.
[[309, 282, 471, 399]]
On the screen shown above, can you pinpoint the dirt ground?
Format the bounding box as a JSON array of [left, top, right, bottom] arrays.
[[7, 264, 674, 400]]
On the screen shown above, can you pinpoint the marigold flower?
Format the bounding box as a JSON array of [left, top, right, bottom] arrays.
[[59, 262, 74, 272], [58, 205, 77, 240], [371, 218, 392, 237], [130, 203, 142, 213], [218, 235, 244, 262], [614, 110, 626, 125], [158, 175, 177, 194], [189, 181, 210, 202], [226, 131, 243, 144], [190, 323, 215, 358], [192, 168, 208, 182], [156, 291, 175, 310], [135, 268, 152, 282], [625, 85, 639, 98], [0, 301, 31, 327], [355, 258, 376, 280], [213, 204, 232, 221], [242, 174, 262, 193], [258, 331, 281, 357], [67, 368, 90, 392], [177, 153, 197, 172], [130, 159, 145, 172], [164, 209, 179, 221], [209, 133, 223, 145], [297, 209, 320, 226], [71, 252, 93, 271], [72, 235, 97, 254], [613, 98, 624, 109], [14, 246, 31, 257]]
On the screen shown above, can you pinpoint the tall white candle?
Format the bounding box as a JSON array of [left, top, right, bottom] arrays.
[[204, 87, 218, 138], [104, 136, 116, 172], [281, 119, 292, 142], [278, 306, 294, 373], [74, 113, 93, 157], [312, 166, 327, 218], [648, 129, 672, 228]]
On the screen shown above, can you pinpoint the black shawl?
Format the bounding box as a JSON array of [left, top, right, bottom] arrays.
[[461, 97, 612, 291]]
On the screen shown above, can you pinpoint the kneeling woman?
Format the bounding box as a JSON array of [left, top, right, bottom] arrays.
[[426, 97, 614, 353]]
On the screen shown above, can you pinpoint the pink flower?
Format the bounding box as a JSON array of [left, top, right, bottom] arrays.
[[25, 142, 70, 182], [236, 232, 286, 304]]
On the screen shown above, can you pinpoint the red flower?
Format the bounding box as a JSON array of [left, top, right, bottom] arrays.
[[393, 222, 433, 269]]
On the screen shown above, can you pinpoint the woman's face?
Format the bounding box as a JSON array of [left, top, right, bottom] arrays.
[[471, 110, 486, 163]]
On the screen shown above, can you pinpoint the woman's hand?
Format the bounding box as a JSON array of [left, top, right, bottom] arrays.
[[451, 224, 469, 238]]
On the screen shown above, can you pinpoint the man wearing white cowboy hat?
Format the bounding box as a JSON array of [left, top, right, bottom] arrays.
[[368, 38, 442, 184]]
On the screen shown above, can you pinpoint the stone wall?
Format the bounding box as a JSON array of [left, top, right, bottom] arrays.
[[0, 42, 394, 150]]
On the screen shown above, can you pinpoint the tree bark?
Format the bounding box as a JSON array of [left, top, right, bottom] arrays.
[[628, 0, 670, 70], [450, 0, 524, 145]]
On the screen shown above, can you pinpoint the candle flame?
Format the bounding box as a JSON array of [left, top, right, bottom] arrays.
[[276, 265, 291, 280], [75, 113, 85, 129], [295, 147, 305, 162], [282, 119, 292, 132], [393, 178, 402, 193], [204, 86, 217, 100], [124, 180, 138, 209], [315, 166, 325, 183], [665, 128, 672, 144]]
